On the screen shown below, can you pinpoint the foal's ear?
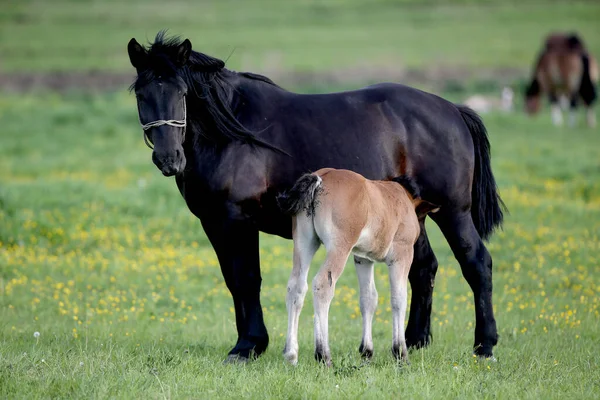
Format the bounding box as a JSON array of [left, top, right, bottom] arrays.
[[176, 39, 192, 66], [415, 200, 440, 219], [127, 38, 147, 69]]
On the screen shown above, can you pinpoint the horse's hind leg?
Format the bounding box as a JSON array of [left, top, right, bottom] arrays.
[[312, 246, 352, 366], [432, 209, 498, 358], [354, 256, 378, 358], [388, 244, 414, 362], [586, 105, 597, 128], [549, 92, 564, 126], [284, 214, 320, 365], [405, 220, 438, 350], [568, 93, 579, 127], [581, 88, 597, 128]]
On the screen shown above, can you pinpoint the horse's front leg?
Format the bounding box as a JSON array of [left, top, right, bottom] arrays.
[[202, 216, 268, 362]]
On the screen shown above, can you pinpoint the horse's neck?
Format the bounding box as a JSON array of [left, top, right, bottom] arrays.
[[229, 70, 284, 103], [183, 69, 279, 163]]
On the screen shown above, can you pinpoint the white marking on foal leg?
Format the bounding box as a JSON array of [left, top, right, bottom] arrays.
[[284, 214, 320, 365], [354, 256, 377, 358], [587, 107, 597, 128], [388, 246, 413, 362], [312, 248, 351, 366], [551, 104, 564, 126]]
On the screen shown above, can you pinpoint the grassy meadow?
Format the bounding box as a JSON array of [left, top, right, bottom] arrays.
[[1, 91, 600, 399], [1, 0, 599, 74], [2, 0, 600, 398]]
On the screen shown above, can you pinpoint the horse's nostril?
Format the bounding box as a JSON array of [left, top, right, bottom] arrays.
[[176, 148, 182, 159], [152, 152, 162, 168]]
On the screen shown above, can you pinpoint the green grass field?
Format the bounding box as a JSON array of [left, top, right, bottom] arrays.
[[2, 0, 600, 398], [1, 91, 599, 399], [2, 0, 599, 73]]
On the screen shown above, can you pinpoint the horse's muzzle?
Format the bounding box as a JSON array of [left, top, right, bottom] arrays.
[[152, 151, 186, 177]]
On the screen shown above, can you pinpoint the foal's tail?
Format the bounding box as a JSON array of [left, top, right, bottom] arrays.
[[457, 105, 507, 241], [277, 173, 323, 216], [580, 53, 598, 106]]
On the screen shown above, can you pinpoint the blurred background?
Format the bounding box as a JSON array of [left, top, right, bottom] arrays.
[[1, 1, 599, 397], [1, 0, 598, 93]]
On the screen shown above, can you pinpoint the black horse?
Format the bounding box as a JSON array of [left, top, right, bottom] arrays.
[[128, 32, 505, 361]]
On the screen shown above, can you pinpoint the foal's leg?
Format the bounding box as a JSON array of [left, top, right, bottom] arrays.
[[388, 245, 414, 362], [283, 215, 320, 365], [312, 246, 352, 366], [354, 256, 378, 358]]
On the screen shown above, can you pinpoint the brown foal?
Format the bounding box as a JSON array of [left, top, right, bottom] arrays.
[[278, 168, 439, 366]]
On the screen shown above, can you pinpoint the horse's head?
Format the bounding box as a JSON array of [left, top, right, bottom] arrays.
[[524, 78, 541, 115], [128, 37, 191, 176]]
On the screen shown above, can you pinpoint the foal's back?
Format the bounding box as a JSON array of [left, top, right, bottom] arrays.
[[312, 168, 420, 262]]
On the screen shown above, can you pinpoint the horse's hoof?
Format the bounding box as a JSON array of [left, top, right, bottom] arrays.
[[474, 354, 497, 363], [223, 354, 250, 365], [406, 332, 431, 350]]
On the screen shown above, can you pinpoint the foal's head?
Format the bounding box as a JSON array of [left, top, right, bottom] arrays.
[[524, 78, 541, 115]]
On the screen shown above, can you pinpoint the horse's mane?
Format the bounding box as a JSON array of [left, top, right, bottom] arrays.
[[131, 31, 286, 154], [543, 32, 587, 53]]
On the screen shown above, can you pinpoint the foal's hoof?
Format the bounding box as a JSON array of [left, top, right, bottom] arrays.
[[359, 344, 373, 359], [283, 352, 298, 366], [314, 352, 333, 367], [223, 354, 250, 365]]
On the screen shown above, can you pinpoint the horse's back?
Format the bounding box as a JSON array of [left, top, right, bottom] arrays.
[[535, 33, 593, 94], [275, 83, 473, 188]]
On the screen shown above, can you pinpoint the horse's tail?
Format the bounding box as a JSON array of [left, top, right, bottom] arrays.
[[579, 52, 598, 106], [457, 105, 506, 241], [277, 173, 323, 216]]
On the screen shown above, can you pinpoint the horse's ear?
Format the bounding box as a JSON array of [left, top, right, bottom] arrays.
[[128, 38, 147, 69], [176, 39, 192, 66]]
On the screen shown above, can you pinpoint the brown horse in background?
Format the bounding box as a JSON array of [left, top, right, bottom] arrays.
[[525, 33, 598, 127]]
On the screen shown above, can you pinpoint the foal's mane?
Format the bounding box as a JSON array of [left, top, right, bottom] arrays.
[[131, 31, 286, 154]]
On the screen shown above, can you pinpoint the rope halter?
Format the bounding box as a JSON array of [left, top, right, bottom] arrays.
[[138, 98, 187, 150]]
